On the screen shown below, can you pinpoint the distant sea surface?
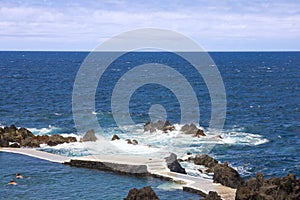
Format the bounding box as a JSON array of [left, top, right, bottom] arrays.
[[0, 51, 299, 199]]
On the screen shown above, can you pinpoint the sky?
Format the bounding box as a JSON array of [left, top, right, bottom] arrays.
[[0, 0, 299, 51]]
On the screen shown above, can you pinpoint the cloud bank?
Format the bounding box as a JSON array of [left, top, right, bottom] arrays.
[[0, 0, 299, 51]]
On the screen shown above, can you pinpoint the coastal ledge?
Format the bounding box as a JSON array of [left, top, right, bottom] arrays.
[[65, 159, 149, 176]]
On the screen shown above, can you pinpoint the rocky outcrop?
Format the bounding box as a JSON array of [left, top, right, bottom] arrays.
[[124, 186, 159, 200], [126, 139, 138, 145], [144, 121, 206, 137], [47, 134, 77, 146], [213, 162, 244, 188], [165, 153, 187, 174], [82, 129, 97, 142], [193, 154, 219, 169], [111, 134, 120, 141], [144, 120, 175, 133], [181, 123, 206, 137], [203, 191, 222, 200], [236, 173, 300, 200], [0, 125, 77, 148]]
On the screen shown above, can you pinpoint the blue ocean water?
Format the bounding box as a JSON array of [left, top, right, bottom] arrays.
[[0, 51, 299, 199]]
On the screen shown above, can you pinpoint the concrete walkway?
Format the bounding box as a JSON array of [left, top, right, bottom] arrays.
[[0, 148, 236, 200]]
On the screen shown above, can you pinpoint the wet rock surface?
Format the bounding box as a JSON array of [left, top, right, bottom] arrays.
[[0, 125, 77, 148], [124, 186, 159, 200]]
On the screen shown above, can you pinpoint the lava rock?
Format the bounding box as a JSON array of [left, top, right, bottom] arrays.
[[112, 134, 120, 141], [124, 186, 159, 200], [236, 173, 300, 200], [181, 123, 206, 137], [213, 162, 244, 188], [144, 120, 175, 133], [193, 154, 219, 169], [83, 129, 98, 142], [165, 153, 187, 174]]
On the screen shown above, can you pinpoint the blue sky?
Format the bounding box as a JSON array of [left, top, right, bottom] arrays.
[[0, 0, 299, 51]]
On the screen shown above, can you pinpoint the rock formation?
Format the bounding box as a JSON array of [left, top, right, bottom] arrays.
[[144, 121, 206, 137], [165, 153, 187, 174], [181, 123, 206, 137], [236, 173, 300, 200], [0, 125, 77, 148], [111, 134, 120, 141], [82, 129, 97, 142], [213, 162, 244, 188], [144, 120, 175, 133], [124, 186, 160, 200]]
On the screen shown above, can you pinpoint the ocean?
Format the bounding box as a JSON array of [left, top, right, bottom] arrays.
[[0, 51, 299, 199]]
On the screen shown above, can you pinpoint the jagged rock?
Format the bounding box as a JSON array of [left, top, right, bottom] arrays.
[[236, 173, 300, 200], [193, 154, 219, 169], [82, 129, 97, 142], [47, 134, 66, 146], [124, 186, 159, 200], [144, 120, 175, 133], [203, 191, 222, 200], [22, 137, 40, 148], [165, 153, 187, 174], [181, 123, 205, 137], [111, 134, 120, 141], [213, 162, 244, 188]]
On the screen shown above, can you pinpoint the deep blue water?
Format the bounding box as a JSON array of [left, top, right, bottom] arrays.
[[0, 51, 299, 199]]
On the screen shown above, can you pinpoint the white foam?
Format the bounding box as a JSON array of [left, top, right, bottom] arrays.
[[28, 125, 62, 135]]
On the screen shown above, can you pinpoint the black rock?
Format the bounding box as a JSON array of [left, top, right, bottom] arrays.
[[165, 153, 187, 174], [112, 134, 120, 141]]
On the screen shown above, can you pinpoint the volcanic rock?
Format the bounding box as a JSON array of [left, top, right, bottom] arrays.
[[83, 129, 98, 142], [111, 134, 120, 141], [165, 153, 187, 174], [124, 186, 159, 200], [213, 162, 244, 188], [236, 173, 300, 200]]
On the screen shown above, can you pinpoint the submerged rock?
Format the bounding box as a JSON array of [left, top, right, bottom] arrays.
[[124, 186, 159, 200], [82, 129, 97, 142], [236, 173, 300, 200], [213, 162, 244, 188], [165, 153, 187, 174]]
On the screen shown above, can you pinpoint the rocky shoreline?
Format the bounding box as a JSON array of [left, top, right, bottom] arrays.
[[1, 124, 299, 199], [0, 125, 77, 148]]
